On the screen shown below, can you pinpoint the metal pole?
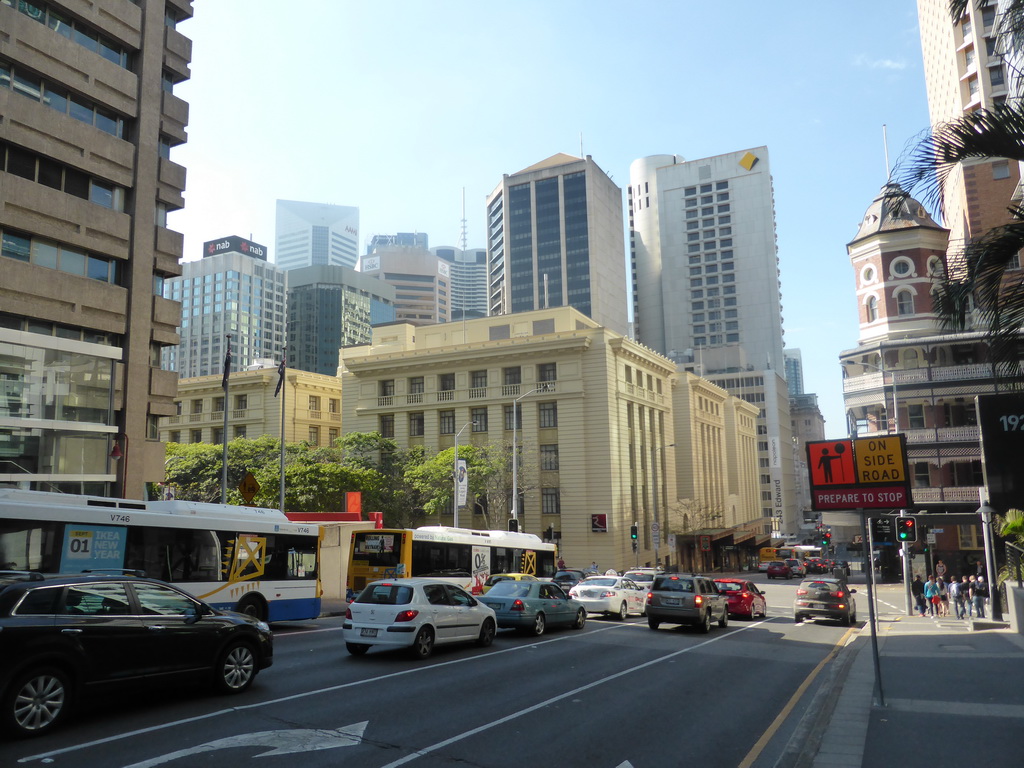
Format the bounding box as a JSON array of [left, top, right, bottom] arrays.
[[221, 334, 231, 504], [979, 502, 1000, 620], [652, 444, 659, 569], [454, 421, 475, 528], [901, 509, 913, 616], [278, 347, 287, 514], [511, 399, 518, 522], [862, 509, 886, 707]]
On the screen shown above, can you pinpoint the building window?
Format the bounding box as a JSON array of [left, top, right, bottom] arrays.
[[213, 428, 223, 445], [913, 462, 930, 487], [409, 412, 424, 436], [213, 396, 224, 413], [328, 427, 339, 444], [539, 402, 558, 428], [439, 410, 455, 434], [328, 398, 339, 413], [192, 399, 203, 415], [308, 426, 319, 445], [538, 362, 557, 382], [308, 395, 321, 412], [191, 429, 202, 443], [379, 380, 394, 397], [504, 404, 520, 431], [540, 444, 559, 470], [471, 370, 487, 388], [169, 431, 180, 443], [993, 160, 1010, 180], [471, 407, 488, 431], [907, 404, 925, 429], [379, 414, 394, 438], [542, 488, 561, 515], [438, 373, 455, 392], [503, 367, 521, 386], [866, 296, 878, 322], [896, 290, 915, 316], [234, 425, 246, 439], [408, 377, 424, 395]]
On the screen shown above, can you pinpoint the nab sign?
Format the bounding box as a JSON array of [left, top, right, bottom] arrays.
[[806, 435, 911, 511]]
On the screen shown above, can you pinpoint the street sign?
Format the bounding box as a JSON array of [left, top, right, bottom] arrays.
[[871, 516, 893, 540], [651, 521, 660, 546], [238, 472, 259, 504], [807, 439, 855, 486], [853, 436, 909, 485], [806, 435, 911, 511], [699, 535, 711, 552]]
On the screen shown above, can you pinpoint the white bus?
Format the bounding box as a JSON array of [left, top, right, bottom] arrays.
[[0, 489, 321, 622], [348, 526, 557, 595]]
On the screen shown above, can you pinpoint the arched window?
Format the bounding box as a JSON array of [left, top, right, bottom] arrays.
[[903, 349, 919, 369], [896, 290, 914, 316], [866, 296, 878, 322]]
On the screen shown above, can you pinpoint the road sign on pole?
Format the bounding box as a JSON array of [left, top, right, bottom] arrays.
[[238, 472, 260, 505]]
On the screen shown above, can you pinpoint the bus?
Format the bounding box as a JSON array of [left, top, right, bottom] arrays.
[[778, 545, 822, 563], [0, 489, 321, 622], [758, 547, 781, 564], [348, 526, 557, 595]]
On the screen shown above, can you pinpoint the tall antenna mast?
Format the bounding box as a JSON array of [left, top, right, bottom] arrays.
[[580, 132, 584, 158], [460, 187, 467, 252], [882, 124, 891, 179]]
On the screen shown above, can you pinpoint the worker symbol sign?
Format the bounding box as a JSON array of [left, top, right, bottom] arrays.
[[808, 440, 854, 486]]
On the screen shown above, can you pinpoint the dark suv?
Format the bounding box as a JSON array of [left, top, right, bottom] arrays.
[[0, 571, 273, 737], [646, 573, 729, 633], [793, 577, 858, 625]]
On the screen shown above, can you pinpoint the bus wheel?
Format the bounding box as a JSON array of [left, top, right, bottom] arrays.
[[235, 595, 267, 622]]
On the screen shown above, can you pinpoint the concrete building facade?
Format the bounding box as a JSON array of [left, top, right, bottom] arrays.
[[275, 199, 359, 271], [361, 246, 449, 327], [485, 155, 628, 336], [163, 236, 286, 378], [1, 0, 192, 498]]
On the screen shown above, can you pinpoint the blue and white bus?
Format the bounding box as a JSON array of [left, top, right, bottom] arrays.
[[0, 489, 321, 622]]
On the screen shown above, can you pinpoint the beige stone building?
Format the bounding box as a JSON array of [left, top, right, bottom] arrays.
[[1, 1, 192, 498], [339, 307, 760, 573], [159, 365, 343, 447]]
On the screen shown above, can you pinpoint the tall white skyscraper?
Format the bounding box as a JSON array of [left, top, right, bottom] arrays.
[[163, 236, 287, 378], [275, 200, 359, 270], [485, 154, 628, 335], [433, 246, 488, 320]]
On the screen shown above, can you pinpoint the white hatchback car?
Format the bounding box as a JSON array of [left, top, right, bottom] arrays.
[[569, 575, 647, 619], [343, 578, 497, 659]]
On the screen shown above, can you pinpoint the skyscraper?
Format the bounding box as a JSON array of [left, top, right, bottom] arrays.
[[0, 1, 192, 498], [433, 245, 488, 320], [485, 154, 628, 335], [163, 236, 286, 378], [361, 246, 449, 327], [275, 200, 359, 270]]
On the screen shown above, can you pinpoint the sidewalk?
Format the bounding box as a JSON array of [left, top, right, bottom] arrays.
[[796, 584, 1024, 767]]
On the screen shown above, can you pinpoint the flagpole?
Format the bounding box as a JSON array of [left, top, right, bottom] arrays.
[[278, 344, 287, 513], [221, 334, 232, 504]]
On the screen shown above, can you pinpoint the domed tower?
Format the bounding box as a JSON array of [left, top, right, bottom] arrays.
[[847, 183, 949, 345]]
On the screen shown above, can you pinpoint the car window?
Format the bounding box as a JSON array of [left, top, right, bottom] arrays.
[[539, 584, 563, 599], [585, 578, 617, 587], [64, 583, 132, 615], [444, 585, 475, 606], [623, 580, 637, 590], [714, 581, 741, 592], [14, 586, 63, 615], [487, 581, 531, 597], [423, 584, 450, 606], [357, 583, 414, 605], [653, 577, 693, 593], [133, 582, 196, 616]]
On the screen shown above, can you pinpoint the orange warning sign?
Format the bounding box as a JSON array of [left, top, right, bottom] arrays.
[[807, 440, 855, 487]]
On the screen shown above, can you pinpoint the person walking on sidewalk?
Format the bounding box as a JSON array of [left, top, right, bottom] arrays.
[[924, 575, 940, 617], [973, 575, 989, 619], [936, 576, 949, 617], [949, 575, 963, 619], [966, 575, 977, 617], [911, 575, 927, 617]]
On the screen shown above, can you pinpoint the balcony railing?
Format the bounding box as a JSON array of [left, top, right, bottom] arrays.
[[911, 485, 983, 504], [844, 363, 996, 393], [903, 425, 980, 444]]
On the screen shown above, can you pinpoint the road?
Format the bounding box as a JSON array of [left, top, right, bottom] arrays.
[[0, 575, 859, 768]]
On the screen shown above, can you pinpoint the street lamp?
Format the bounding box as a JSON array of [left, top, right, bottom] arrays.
[[511, 384, 552, 526], [453, 421, 476, 528], [651, 442, 674, 569]]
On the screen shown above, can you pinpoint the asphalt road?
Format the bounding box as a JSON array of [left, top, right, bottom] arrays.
[[0, 576, 858, 768]]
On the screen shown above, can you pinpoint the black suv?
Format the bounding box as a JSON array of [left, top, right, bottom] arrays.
[[646, 573, 729, 633], [0, 571, 273, 738]]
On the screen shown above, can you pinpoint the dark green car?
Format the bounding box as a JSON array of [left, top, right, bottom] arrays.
[[478, 580, 587, 636]]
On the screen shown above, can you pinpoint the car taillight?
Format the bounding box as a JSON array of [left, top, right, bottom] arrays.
[[601, 591, 616, 598], [394, 610, 419, 622], [740, 592, 751, 599], [796, 588, 807, 596], [511, 599, 525, 612], [345, 607, 352, 619], [835, 591, 845, 598], [694, 595, 704, 606], [647, 592, 654, 601]]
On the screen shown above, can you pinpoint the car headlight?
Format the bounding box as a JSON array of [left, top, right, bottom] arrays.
[[256, 620, 270, 633]]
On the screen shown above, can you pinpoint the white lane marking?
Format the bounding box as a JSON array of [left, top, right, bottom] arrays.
[[17, 623, 626, 764], [378, 619, 771, 768]]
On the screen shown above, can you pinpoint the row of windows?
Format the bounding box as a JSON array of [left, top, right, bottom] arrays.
[[0, 140, 126, 211], [0, 59, 127, 138], [381, 402, 559, 438], [0, 311, 120, 347], [3, 0, 133, 69], [684, 182, 729, 196], [1, 227, 120, 284], [380, 364, 557, 396]]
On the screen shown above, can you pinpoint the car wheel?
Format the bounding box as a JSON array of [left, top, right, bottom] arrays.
[[476, 618, 496, 647], [346, 642, 370, 655], [213, 641, 257, 694], [572, 608, 586, 630], [718, 608, 728, 628], [410, 626, 435, 659], [234, 595, 267, 623], [617, 601, 628, 621], [647, 617, 660, 630], [794, 614, 803, 623], [698, 610, 712, 634], [530, 612, 546, 637], [2, 667, 71, 738]]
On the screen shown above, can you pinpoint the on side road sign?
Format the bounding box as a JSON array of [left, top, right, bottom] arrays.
[[853, 436, 908, 485]]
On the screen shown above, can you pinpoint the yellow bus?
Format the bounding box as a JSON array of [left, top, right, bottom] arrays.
[[758, 547, 780, 564], [348, 526, 557, 595]]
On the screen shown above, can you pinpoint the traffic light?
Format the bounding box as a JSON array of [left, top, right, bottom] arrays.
[[507, 518, 519, 533], [545, 525, 554, 542], [630, 522, 639, 541], [896, 517, 918, 542]]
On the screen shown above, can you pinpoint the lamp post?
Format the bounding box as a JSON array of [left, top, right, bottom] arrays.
[[511, 384, 551, 527], [651, 442, 674, 569], [977, 501, 1001, 620], [453, 421, 476, 528]]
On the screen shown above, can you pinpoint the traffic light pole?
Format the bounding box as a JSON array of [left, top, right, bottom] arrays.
[[900, 509, 913, 616]]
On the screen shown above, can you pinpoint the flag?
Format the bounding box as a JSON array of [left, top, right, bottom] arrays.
[[274, 348, 287, 397], [221, 337, 232, 391]]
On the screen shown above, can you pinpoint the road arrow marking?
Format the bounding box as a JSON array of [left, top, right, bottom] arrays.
[[121, 721, 368, 767]]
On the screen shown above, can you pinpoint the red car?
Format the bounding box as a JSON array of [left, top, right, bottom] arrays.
[[766, 561, 792, 580], [713, 578, 767, 619]]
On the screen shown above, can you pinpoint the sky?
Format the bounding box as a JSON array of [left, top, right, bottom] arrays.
[[170, 0, 931, 439]]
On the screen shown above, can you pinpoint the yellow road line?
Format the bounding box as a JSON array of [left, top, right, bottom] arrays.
[[738, 626, 857, 768]]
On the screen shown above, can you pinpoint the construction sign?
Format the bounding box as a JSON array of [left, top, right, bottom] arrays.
[[806, 435, 910, 511]]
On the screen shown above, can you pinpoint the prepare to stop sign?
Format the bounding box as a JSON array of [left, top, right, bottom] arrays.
[[806, 434, 911, 511]]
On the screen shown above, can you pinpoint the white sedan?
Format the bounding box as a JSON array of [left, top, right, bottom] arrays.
[[569, 576, 647, 619], [343, 578, 497, 659]]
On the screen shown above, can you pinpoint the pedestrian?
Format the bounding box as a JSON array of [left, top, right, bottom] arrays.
[[923, 575, 940, 617], [935, 559, 947, 580], [966, 575, 976, 617], [911, 575, 927, 617], [973, 575, 989, 619], [588, 561, 598, 574], [948, 576, 962, 619], [557, 557, 566, 570], [935, 576, 948, 616]]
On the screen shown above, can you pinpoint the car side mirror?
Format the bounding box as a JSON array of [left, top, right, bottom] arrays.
[[183, 604, 203, 625], [849, 589, 857, 594]]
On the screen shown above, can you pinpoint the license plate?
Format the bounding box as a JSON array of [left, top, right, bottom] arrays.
[[662, 598, 680, 606], [360, 628, 378, 638]]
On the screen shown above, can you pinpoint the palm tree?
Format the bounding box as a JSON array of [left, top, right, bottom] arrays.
[[891, 1, 1024, 380]]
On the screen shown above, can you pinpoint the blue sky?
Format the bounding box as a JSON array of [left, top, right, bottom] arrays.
[[170, 1, 930, 438]]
